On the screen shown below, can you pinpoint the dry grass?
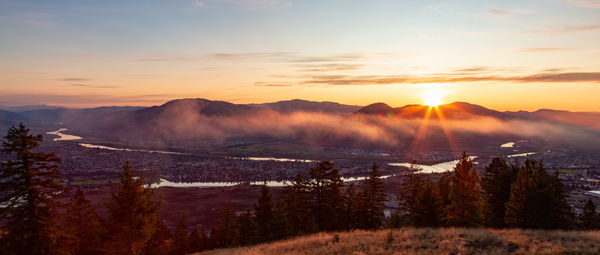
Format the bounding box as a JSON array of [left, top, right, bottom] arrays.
[[197, 228, 600, 255]]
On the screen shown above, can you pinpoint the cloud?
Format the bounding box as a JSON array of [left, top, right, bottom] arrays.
[[286, 71, 600, 86], [59, 78, 93, 82], [518, 47, 576, 52], [135, 52, 290, 62], [254, 82, 294, 87], [296, 63, 364, 72], [488, 8, 509, 15], [211, 0, 292, 10], [566, 0, 600, 8], [191, 0, 205, 7], [530, 24, 600, 33], [71, 84, 120, 89]]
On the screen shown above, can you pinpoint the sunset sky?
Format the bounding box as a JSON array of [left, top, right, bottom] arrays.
[[1, 0, 600, 111]]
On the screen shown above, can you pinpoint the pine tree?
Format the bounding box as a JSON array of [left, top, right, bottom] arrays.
[[361, 163, 386, 230], [411, 177, 443, 227], [0, 123, 66, 254], [308, 161, 344, 231], [104, 161, 161, 254], [282, 173, 314, 235], [398, 161, 424, 217], [63, 187, 102, 255], [170, 215, 190, 255], [445, 152, 482, 227], [482, 158, 518, 228], [505, 159, 574, 229], [213, 202, 238, 248], [342, 183, 361, 230], [236, 209, 257, 245], [142, 220, 171, 255], [254, 183, 275, 242], [187, 227, 204, 253], [581, 199, 600, 229]]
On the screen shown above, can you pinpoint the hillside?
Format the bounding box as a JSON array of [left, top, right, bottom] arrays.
[[198, 228, 600, 255]]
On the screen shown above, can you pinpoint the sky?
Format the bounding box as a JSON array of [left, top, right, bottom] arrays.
[[1, 0, 600, 111]]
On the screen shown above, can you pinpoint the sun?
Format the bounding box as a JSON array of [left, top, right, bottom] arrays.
[[423, 90, 444, 107]]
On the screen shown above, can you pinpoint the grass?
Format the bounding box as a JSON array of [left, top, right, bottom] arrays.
[[197, 228, 600, 255]]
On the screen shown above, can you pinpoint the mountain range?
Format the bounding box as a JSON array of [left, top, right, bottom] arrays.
[[1, 98, 599, 152]]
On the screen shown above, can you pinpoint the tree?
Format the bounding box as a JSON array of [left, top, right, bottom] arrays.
[[505, 159, 574, 229], [63, 187, 102, 255], [104, 161, 161, 254], [411, 177, 443, 227], [482, 158, 518, 228], [212, 202, 238, 248], [236, 209, 257, 245], [170, 215, 190, 255], [361, 163, 386, 230], [142, 220, 171, 255], [445, 152, 482, 227], [398, 161, 424, 217], [282, 174, 314, 235], [187, 227, 207, 253], [0, 123, 66, 254], [254, 182, 276, 242], [581, 199, 600, 229], [307, 161, 344, 231], [342, 183, 361, 230]]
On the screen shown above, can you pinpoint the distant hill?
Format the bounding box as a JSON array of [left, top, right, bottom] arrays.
[[0, 109, 24, 129], [198, 228, 600, 255], [252, 99, 362, 115], [353, 102, 508, 120], [0, 104, 64, 112]]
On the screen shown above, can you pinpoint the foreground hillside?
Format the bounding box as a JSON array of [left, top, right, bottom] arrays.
[[198, 228, 600, 255]]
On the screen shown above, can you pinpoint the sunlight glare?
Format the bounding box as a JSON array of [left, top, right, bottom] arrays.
[[423, 90, 444, 107]]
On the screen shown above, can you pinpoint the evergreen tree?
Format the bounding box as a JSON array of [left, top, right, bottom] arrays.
[[411, 177, 443, 227], [170, 215, 190, 255], [307, 161, 344, 231], [482, 158, 518, 228], [104, 161, 161, 254], [398, 161, 424, 217], [342, 183, 361, 230], [212, 202, 238, 248], [581, 199, 600, 229], [505, 159, 574, 229], [63, 187, 102, 255], [361, 163, 386, 230], [0, 123, 66, 254], [445, 152, 482, 227], [236, 210, 257, 245], [437, 171, 452, 211], [187, 227, 205, 253], [282, 174, 313, 235], [142, 220, 171, 255], [254, 183, 275, 242], [270, 201, 291, 241]]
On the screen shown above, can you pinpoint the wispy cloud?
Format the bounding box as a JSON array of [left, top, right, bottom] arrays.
[[71, 84, 119, 89], [256, 70, 600, 87], [566, 0, 600, 8], [488, 8, 509, 15], [254, 82, 294, 87], [211, 0, 292, 10], [191, 0, 205, 8], [529, 24, 600, 33], [59, 78, 93, 82], [518, 47, 577, 52]]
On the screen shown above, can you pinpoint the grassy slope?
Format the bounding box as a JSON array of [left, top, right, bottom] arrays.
[[198, 228, 600, 255]]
